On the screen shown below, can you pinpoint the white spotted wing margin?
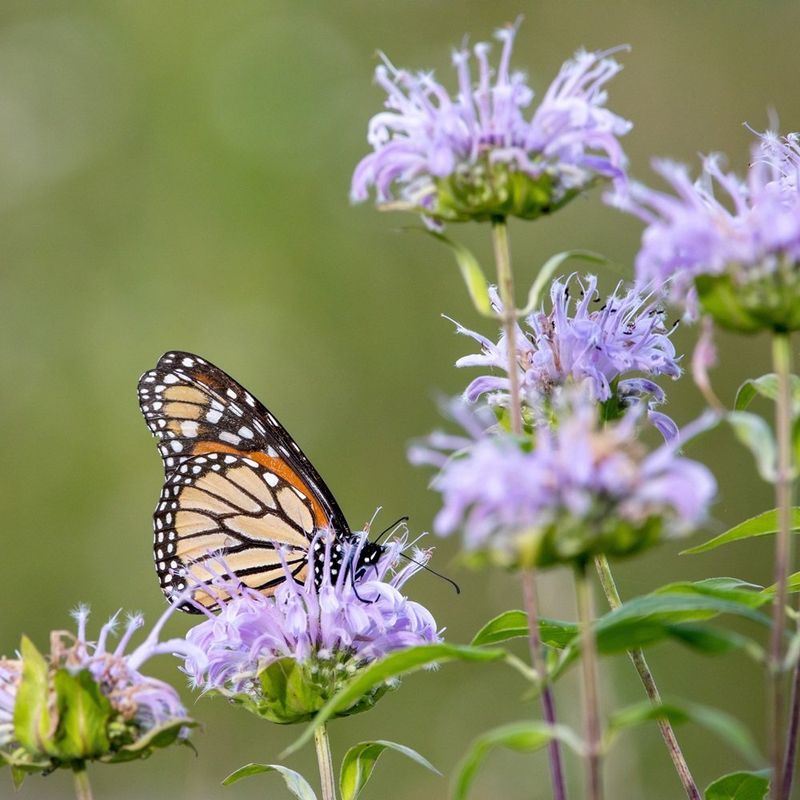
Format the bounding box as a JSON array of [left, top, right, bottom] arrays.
[[137, 350, 349, 531], [154, 452, 316, 610]]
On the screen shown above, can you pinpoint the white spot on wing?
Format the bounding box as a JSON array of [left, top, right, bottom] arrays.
[[181, 420, 199, 437], [263, 472, 279, 487]]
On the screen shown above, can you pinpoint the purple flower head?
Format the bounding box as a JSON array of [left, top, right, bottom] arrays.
[[0, 604, 200, 769], [182, 530, 441, 724], [451, 274, 681, 436], [412, 391, 716, 568], [352, 21, 631, 226], [610, 128, 800, 330]]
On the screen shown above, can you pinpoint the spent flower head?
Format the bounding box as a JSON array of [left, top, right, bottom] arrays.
[[182, 532, 441, 724], [451, 274, 681, 438], [0, 605, 200, 781], [411, 391, 716, 568], [352, 21, 631, 226], [610, 127, 800, 331]]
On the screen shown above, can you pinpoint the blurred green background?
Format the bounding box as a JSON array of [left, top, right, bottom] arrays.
[[1, 1, 799, 797]]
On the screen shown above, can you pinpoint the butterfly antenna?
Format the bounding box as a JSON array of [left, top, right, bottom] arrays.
[[373, 515, 410, 545], [398, 552, 461, 594]]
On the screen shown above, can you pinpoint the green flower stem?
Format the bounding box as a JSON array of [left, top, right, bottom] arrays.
[[490, 218, 523, 436], [492, 217, 568, 800], [771, 332, 794, 800], [314, 723, 337, 800], [72, 764, 93, 800], [594, 555, 701, 800], [575, 562, 602, 800]]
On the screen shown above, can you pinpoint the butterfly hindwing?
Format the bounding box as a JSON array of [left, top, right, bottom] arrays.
[[154, 452, 313, 609]]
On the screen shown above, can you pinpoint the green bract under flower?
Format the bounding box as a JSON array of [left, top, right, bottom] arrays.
[[230, 656, 393, 726], [432, 155, 587, 224], [695, 266, 800, 334], [0, 608, 199, 785]]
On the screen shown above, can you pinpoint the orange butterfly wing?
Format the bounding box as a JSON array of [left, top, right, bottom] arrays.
[[138, 351, 350, 610]]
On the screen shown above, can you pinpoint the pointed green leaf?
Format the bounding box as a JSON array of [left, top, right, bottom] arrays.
[[518, 250, 608, 316], [339, 740, 439, 800], [704, 771, 770, 799], [552, 592, 769, 679], [682, 508, 800, 554], [14, 636, 57, 757], [453, 722, 583, 800], [53, 669, 112, 760], [471, 611, 577, 648], [222, 763, 317, 798], [607, 700, 761, 763], [427, 231, 493, 317], [734, 373, 800, 412], [727, 411, 777, 482], [11, 765, 26, 790], [283, 644, 506, 757], [653, 578, 768, 608]]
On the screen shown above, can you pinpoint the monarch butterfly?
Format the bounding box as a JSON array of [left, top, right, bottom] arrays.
[[138, 351, 385, 612]]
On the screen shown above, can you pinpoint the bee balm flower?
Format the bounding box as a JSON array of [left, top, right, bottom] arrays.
[[182, 533, 441, 725], [352, 22, 631, 227], [611, 128, 800, 332]]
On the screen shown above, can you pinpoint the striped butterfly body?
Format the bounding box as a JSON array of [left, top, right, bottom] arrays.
[[138, 351, 383, 612]]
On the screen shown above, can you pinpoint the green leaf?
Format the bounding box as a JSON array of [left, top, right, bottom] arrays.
[[283, 644, 505, 757], [607, 700, 761, 764], [682, 508, 800, 554], [471, 611, 577, 648], [53, 669, 112, 760], [222, 763, 317, 798], [518, 250, 607, 316], [14, 636, 57, 757], [727, 411, 777, 482], [453, 722, 583, 800], [735, 373, 800, 412], [653, 578, 768, 608], [597, 592, 770, 629], [427, 231, 493, 317], [340, 740, 439, 800], [705, 771, 770, 800], [552, 592, 769, 679]]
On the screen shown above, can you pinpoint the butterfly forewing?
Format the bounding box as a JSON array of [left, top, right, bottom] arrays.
[[138, 351, 349, 611]]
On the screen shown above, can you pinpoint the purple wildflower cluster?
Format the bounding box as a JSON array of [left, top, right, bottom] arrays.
[[182, 533, 440, 721], [0, 605, 201, 762], [612, 129, 800, 312], [451, 274, 681, 437], [352, 22, 631, 224], [413, 391, 715, 566]]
